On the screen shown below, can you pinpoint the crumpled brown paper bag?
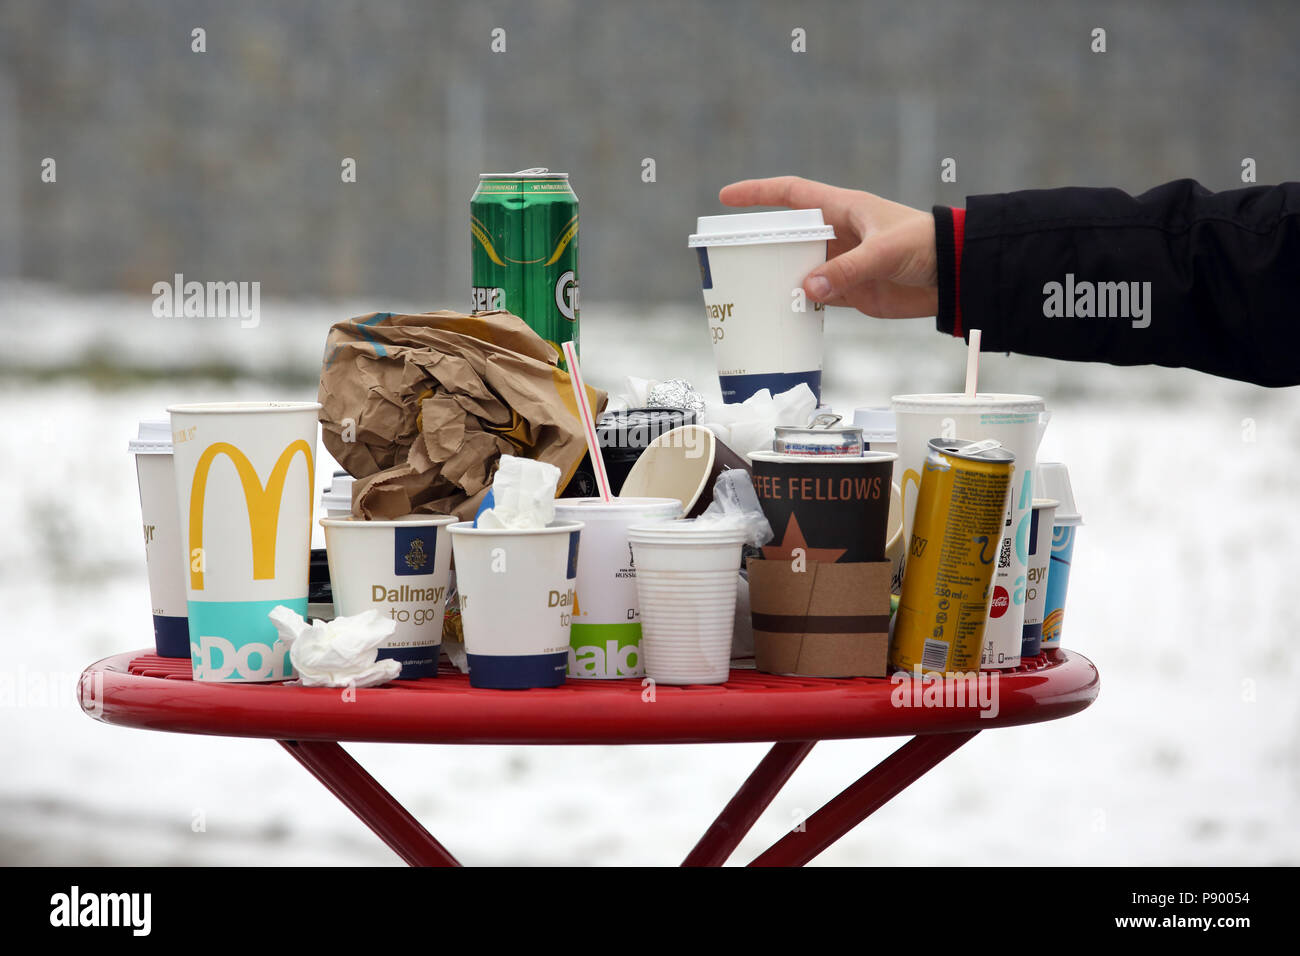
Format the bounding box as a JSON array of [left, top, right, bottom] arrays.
[[318, 309, 605, 520]]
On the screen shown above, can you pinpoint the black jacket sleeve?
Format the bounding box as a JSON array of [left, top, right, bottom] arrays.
[[934, 179, 1300, 387]]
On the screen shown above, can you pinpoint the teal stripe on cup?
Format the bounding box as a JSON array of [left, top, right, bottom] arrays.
[[188, 597, 305, 682]]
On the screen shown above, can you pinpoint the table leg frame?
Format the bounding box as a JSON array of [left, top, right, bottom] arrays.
[[748, 731, 979, 867], [682, 741, 817, 866], [280, 740, 461, 867], [279, 732, 975, 867]]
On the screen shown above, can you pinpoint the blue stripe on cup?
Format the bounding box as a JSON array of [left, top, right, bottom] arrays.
[[394, 525, 436, 576], [696, 248, 713, 290], [566, 530, 580, 580], [379, 644, 441, 680], [467, 652, 568, 689], [152, 614, 191, 658], [719, 369, 821, 405]]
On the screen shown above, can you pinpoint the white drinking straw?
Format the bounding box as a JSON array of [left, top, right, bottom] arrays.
[[561, 341, 612, 503], [964, 328, 982, 399]]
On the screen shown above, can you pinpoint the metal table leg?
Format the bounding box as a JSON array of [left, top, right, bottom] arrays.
[[280, 740, 461, 867], [683, 741, 817, 866], [750, 731, 979, 867]]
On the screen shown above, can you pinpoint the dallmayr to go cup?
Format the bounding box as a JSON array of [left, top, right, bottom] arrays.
[[552, 497, 682, 679], [129, 419, 190, 658], [892, 393, 1049, 670], [1020, 497, 1059, 660], [449, 519, 583, 689], [688, 208, 835, 404], [168, 402, 319, 682], [320, 514, 456, 679]]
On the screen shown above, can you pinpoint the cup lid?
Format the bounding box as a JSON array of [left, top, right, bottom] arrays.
[[128, 418, 173, 454], [553, 496, 684, 514], [890, 393, 1045, 413], [851, 406, 897, 442], [1034, 462, 1083, 524], [688, 208, 835, 247], [320, 471, 355, 511]]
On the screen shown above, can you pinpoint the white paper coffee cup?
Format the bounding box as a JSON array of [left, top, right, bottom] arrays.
[[321, 514, 456, 679], [168, 402, 320, 682], [449, 519, 584, 689], [892, 393, 1049, 669], [627, 520, 746, 685], [689, 209, 834, 404], [129, 420, 190, 658], [552, 497, 683, 679]]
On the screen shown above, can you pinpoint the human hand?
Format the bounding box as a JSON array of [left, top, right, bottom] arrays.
[[718, 176, 938, 318]]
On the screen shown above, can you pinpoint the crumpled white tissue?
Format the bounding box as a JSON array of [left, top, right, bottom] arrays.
[[702, 383, 819, 459], [268, 605, 401, 688], [477, 454, 561, 529]]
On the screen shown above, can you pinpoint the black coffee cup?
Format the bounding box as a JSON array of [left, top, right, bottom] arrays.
[[749, 451, 897, 562]]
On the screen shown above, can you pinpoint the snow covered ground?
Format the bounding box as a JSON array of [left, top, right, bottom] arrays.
[[2, 283, 1297, 865]]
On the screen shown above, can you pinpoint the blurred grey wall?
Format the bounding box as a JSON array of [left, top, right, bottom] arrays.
[[1, 0, 1297, 303]]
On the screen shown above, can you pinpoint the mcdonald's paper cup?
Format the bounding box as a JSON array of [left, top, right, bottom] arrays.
[[892, 393, 1048, 669], [129, 420, 189, 658], [1021, 498, 1058, 659], [552, 497, 682, 679], [449, 519, 583, 689], [689, 209, 835, 404], [320, 514, 456, 679], [1036, 462, 1083, 650], [628, 521, 746, 685], [168, 402, 320, 682]]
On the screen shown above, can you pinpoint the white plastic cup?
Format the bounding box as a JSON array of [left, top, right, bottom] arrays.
[[320, 514, 456, 679], [449, 519, 584, 689], [892, 393, 1049, 669], [129, 419, 190, 658], [168, 402, 320, 682], [552, 497, 683, 679], [689, 209, 835, 404], [627, 521, 746, 685], [1021, 498, 1059, 659]]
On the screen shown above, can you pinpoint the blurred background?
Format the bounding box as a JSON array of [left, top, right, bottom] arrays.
[[1, 0, 1297, 865]]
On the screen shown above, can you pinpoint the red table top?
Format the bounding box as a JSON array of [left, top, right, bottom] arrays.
[[79, 649, 1099, 745]]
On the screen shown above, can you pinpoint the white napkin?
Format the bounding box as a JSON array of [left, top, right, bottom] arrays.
[[702, 382, 819, 459], [268, 606, 401, 688], [477, 454, 561, 529]]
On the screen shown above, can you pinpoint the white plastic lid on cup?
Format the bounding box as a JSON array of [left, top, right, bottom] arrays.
[[688, 208, 835, 248], [851, 406, 897, 443], [320, 472, 355, 517], [1034, 462, 1083, 525], [128, 419, 173, 455], [891, 392, 1045, 413]]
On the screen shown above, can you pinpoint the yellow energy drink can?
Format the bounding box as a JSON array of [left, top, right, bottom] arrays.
[[891, 438, 1014, 675]]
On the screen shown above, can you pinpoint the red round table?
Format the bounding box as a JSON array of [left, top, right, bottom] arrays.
[[79, 649, 1099, 866]]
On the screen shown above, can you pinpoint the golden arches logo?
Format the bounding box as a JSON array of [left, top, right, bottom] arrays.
[[188, 440, 315, 590]]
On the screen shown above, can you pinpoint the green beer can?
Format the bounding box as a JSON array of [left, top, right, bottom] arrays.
[[471, 168, 579, 360]]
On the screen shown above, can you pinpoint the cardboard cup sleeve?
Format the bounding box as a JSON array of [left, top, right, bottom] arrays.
[[746, 557, 891, 678]]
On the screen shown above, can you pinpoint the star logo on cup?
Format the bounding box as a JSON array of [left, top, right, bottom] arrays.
[[761, 514, 846, 563]]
